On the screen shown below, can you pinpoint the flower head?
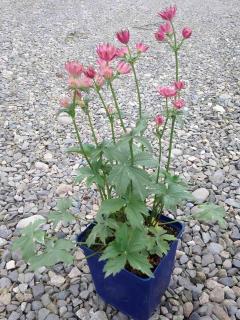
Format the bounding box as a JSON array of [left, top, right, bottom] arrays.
[[96, 44, 117, 62], [95, 73, 105, 87], [154, 30, 165, 42], [65, 61, 83, 77], [84, 66, 96, 79], [182, 27, 192, 39], [136, 42, 149, 53], [174, 80, 185, 90], [159, 22, 172, 34], [68, 77, 82, 89], [60, 97, 71, 108], [100, 65, 113, 79], [158, 5, 177, 21], [173, 99, 185, 109], [155, 114, 165, 126], [117, 61, 131, 74], [116, 29, 130, 44], [78, 75, 93, 88], [158, 86, 177, 98], [116, 47, 128, 57]]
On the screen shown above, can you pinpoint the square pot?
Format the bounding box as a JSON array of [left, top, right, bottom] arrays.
[[77, 216, 184, 320]]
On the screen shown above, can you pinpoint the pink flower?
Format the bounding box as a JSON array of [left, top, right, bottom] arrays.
[[158, 6, 177, 21], [100, 65, 113, 79], [60, 97, 71, 108], [65, 61, 83, 77], [174, 80, 185, 90], [107, 106, 113, 114], [68, 77, 82, 88], [84, 66, 96, 79], [182, 27, 192, 39], [173, 99, 185, 109], [155, 31, 165, 42], [155, 115, 165, 126], [78, 75, 93, 88], [96, 44, 117, 62], [116, 47, 128, 57], [136, 43, 149, 53], [117, 61, 131, 74], [159, 22, 172, 34], [158, 86, 177, 98], [95, 73, 105, 87], [116, 29, 130, 44]]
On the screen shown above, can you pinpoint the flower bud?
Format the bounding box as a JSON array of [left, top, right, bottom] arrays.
[[173, 99, 185, 109], [117, 61, 131, 74], [116, 29, 130, 44], [136, 43, 149, 53], [182, 27, 192, 39], [174, 80, 185, 90], [60, 97, 71, 108], [84, 66, 96, 79], [158, 86, 177, 98], [155, 115, 165, 126], [154, 31, 165, 42]]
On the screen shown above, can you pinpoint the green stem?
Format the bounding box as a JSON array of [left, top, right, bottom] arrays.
[[127, 45, 142, 120], [86, 110, 98, 145], [109, 81, 126, 133], [166, 115, 176, 172], [95, 85, 116, 143]]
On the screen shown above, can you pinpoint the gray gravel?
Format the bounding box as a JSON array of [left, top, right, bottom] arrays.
[[0, 0, 240, 319]]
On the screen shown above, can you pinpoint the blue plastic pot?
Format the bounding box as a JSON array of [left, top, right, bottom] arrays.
[[77, 216, 184, 320]]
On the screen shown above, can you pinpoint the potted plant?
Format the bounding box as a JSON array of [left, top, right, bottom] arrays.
[[13, 5, 226, 320]]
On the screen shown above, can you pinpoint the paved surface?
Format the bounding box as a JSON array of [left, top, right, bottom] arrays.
[[0, 0, 240, 319]]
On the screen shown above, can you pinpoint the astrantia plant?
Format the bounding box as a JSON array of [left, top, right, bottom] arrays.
[[13, 6, 226, 278]]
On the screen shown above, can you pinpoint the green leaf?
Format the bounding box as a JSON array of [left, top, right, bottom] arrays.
[[103, 255, 127, 278], [109, 164, 131, 195], [48, 210, 75, 227], [132, 117, 148, 135], [28, 238, 75, 271], [134, 152, 158, 167], [75, 167, 93, 183], [125, 198, 148, 228], [193, 203, 226, 228], [100, 198, 126, 215], [99, 224, 151, 277], [134, 136, 152, 152], [57, 198, 72, 212], [147, 226, 176, 256], [127, 252, 153, 278]]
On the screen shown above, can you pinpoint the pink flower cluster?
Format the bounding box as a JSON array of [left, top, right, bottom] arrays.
[[155, 5, 192, 42]]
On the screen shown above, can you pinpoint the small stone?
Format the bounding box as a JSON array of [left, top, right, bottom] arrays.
[[230, 226, 240, 240], [233, 259, 240, 268], [202, 253, 214, 266], [180, 255, 189, 264], [199, 292, 209, 305], [68, 267, 81, 278], [0, 225, 12, 239], [75, 249, 85, 260], [44, 152, 53, 161], [58, 115, 72, 125], [192, 188, 209, 203], [8, 311, 20, 320], [35, 161, 49, 171], [0, 237, 7, 247], [32, 284, 45, 298], [219, 277, 234, 287], [91, 311, 108, 320], [213, 105, 225, 113], [0, 277, 11, 288], [76, 308, 90, 320], [210, 169, 225, 186], [49, 271, 65, 287], [213, 304, 230, 320], [16, 215, 45, 229], [0, 292, 11, 305], [183, 302, 193, 318], [80, 290, 90, 300], [210, 287, 225, 303], [225, 198, 240, 208], [6, 260, 16, 270], [208, 242, 223, 255], [46, 314, 60, 320], [38, 308, 50, 320], [56, 183, 72, 195]]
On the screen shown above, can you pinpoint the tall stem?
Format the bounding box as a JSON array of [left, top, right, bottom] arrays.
[[95, 85, 116, 143], [131, 63, 142, 119], [166, 115, 176, 172], [127, 45, 142, 120], [86, 111, 98, 145], [109, 81, 126, 133]]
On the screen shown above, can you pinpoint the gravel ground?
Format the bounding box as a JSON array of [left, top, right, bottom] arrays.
[[1, 0, 240, 319]]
